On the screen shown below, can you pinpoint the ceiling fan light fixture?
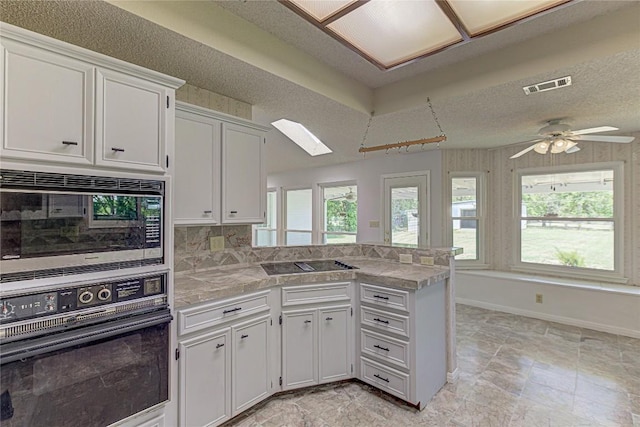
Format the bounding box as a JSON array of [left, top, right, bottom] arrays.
[[533, 141, 549, 154], [551, 139, 567, 153]]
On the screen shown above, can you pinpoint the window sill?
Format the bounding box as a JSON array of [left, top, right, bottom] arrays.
[[458, 270, 639, 296]]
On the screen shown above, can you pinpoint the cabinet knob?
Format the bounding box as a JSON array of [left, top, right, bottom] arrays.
[[62, 141, 78, 146], [111, 147, 125, 153]]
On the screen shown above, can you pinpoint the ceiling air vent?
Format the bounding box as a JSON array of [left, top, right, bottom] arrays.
[[523, 76, 572, 95]]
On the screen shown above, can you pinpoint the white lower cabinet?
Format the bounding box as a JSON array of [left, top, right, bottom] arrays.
[[281, 282, 353, 391], [179, 329, 231, 427], [177, 291, 272, 427], [232, 315, 271, 415]]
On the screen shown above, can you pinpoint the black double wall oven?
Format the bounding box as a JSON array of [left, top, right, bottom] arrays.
[[0, 169, 171, 427]]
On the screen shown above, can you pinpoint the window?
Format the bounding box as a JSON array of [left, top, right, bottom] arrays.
[[451, 174, 483, 262], [253, 190, 277, 247], [516, 163, 622, 278], [284, 188, 312, 245], [321, 184, 357, 244]]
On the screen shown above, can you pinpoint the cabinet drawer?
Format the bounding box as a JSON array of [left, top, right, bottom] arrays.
[[360, 306, 409, 338], [178, 290, 270, 336], [361, 328, 409, 370], [361, 357, 409, 401], [282, 282, 351, 306], [360, 283, 409, 312]]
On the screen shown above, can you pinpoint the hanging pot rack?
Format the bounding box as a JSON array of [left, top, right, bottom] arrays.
[[358, 97, 446, 154]]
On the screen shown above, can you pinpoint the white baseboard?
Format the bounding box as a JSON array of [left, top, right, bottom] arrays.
[[456, 297, 640, 339]]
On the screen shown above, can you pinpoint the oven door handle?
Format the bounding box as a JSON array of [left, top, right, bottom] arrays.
[[0, 309, 173, 365]]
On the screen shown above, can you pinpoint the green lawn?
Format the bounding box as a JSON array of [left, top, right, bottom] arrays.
[[454, 227, 614, 270]]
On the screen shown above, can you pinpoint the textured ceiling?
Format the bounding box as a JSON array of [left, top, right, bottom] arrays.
[[1, 0, 639, 174]]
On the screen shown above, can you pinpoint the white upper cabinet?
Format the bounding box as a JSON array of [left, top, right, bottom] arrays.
[[0, 40, 94, 165], [174, 102, 268, 225], [174, 110, 220, 224], [221, 123, 266, 224], [0, 23, 184, 174], [95, 69, 167, 173]]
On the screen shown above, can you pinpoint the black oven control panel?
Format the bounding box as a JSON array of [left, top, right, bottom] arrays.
[[0, 274, 166, 325]]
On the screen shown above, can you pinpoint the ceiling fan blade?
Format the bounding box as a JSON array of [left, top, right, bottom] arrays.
[[565, 145, 581, 154], [574, 135, 635, 143], [571, 126, 618, 135], [510, 143, 537, 159]]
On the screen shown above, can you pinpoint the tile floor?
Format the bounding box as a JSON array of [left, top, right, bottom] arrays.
[[225, 304, 640, 427]]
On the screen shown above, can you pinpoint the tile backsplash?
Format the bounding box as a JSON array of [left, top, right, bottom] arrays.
[[174, 225, 457, 274]]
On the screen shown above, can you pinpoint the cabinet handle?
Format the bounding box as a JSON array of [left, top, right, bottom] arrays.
[[373, 374, 390, 383], [216, 343, 224, 349], [62, 141, 78, 146], [241, 334, 249, 339], [373, 318, 389, 324], [374, 344, 390, 352], [325, 317, 333, 321], [304, 320, 312, 324], [373, 294, 390, 300], [230, 210, 238, 214], [111, 147, 125, 153], [223, 307, 242, 314], [203, 210, 212, 214]]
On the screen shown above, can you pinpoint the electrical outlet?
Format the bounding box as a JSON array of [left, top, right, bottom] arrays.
[[420, 256, 435, 266], [210, 236, 224, 252], [535, 293, 543, 304], [399, 254, 412, 264]]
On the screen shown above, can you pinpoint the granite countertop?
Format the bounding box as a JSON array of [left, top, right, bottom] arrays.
[[174, 257, 450, 309]]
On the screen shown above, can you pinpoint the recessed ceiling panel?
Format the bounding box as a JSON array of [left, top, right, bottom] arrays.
[[326, 0, 462, 67], [288, 0, 356, 22], [448, 0, 569, 35]]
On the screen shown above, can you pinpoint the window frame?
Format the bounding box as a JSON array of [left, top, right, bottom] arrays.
[[317, 181, 358, 245], [283, 186, 314, 246], [512, 161, 625, 282], [448, 172, 486, 267]]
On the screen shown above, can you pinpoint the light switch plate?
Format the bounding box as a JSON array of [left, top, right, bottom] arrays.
[[369, 220, 380, 228], [420, 256, 435, 266], [399, 254, 412, 264], [210, 236, 224, 252]]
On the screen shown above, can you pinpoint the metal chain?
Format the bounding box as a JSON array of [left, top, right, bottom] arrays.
[[360, 114, 373, 149], [427, 97, 444, 136]]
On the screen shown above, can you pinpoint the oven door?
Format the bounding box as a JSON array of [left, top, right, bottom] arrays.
[[0, 309, 172, 427]]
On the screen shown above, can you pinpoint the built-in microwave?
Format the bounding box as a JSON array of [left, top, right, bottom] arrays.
[[0, 169, 164, 283]]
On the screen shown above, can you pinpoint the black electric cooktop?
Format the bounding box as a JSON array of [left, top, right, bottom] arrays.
[[260, 260, 358, 276]]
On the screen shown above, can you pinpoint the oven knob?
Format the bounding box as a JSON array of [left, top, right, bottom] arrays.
[[45, 304, 55, 311], [78, 290, 94, 304], [97, 288, 112, 301]]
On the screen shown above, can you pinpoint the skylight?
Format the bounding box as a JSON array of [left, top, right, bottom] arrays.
[[282, 0, 570, 70], [271, 119, 333, 156]]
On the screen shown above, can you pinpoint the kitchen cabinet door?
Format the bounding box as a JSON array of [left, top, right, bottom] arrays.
[[179, 328, 231, 427], [0, 40, 94, 165], [319, 305, 351, 383], [232, 315, 270, 415], [221, 123, 265, 224], [95, 69, 167, 173], [174, 111, 220, 224], [282, 309, 317, 389]]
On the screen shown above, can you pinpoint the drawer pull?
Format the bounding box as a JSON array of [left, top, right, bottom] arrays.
[[304, 320, 312, 324], [203, 210, 212, 214], [373, 374, 390, 383], [373, 344, 390, 352], [241, 334, 249, 339], [216, 343, 224, 349], [62, 141, 78, 146], [373, 294, 390, 300], [230, 210, 238, 214], [111, 147, 125, 153], [223, 307, 242, 314], [325, 317, 333, 321], [373, 318, 389, 324]]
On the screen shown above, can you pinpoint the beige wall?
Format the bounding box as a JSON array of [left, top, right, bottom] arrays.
[[175, 83, 252, 120], [443, 136, 640, 286]]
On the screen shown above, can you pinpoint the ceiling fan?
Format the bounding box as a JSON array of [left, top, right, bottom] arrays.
[[509, 120, 635, 159], [326, 188, 357, 202]]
